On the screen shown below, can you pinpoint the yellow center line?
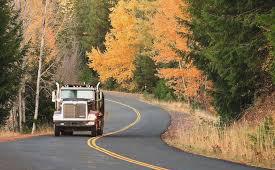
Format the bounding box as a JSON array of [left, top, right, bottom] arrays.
[[87, 99, 169, 170]]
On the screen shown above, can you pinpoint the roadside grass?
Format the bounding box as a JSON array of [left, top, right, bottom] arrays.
[[141, 96, 275, 169], [35, 124, 53, 135], [0, 129, 20, 137], [140, 95, 217, 122], [163, 118, 274, 169], [0, 124, 53, 142]]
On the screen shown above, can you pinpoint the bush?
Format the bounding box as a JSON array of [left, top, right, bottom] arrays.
[[79, 65, 99, 85], [103, 77, 118, 90], [153, 80, 175, 101]]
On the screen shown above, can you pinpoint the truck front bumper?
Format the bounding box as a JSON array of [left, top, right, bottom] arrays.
[[54, 121, 95, 131]]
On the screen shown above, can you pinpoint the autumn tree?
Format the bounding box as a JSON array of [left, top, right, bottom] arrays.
[[151, 0, 210, 105], [0, 0, 25, 125], [6, 0, 61, 132], [88, 0, 158, 90], [88, 0, 141, 88]]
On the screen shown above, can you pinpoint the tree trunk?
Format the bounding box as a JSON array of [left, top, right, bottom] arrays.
[[18, 90, 23, 132], [32, 0, 48, 134], [18, 75, 27, 132], [11, 106, 18, 132], [22, 86, 26, 123], [16, 0, 27, 133]]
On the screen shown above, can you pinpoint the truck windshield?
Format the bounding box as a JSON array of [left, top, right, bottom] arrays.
[[61, 89, 95, 99]]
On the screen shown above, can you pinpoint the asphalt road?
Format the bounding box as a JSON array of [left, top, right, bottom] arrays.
[[0, 92, 267, 170]]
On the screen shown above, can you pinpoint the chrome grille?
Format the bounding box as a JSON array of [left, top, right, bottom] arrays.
[[63, 104, 86, 118]]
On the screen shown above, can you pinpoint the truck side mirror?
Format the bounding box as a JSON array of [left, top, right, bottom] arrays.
[[52, 91, 56, 102]]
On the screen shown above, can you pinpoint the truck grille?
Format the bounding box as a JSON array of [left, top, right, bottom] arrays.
[[63, 104, 86, 118]]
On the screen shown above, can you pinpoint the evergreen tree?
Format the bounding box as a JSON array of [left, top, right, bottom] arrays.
[[74, 0, 117, 84], [74, 0, 116, 52], [257, 8, 275, 83], [153, 79, 175, 101], [187, 0, 275, 122], [0, 0, 25, 125], [134, 55, 159, 93]]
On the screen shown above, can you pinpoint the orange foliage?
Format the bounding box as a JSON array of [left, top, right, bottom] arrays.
[[88, 0, 141, 88], [158, 66, 203, 97], [23, 0, 58, 65], [151, 0, 209, 100], [151, 0, 190, 64]]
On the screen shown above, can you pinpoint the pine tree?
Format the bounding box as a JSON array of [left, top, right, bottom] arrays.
[[0, 0, 25, 125], [74, 0, 115, 52], [257, 8, 275, 83], [187, 0, 275, 122], [134, 55, 158, 93], [74, 0, 116, 84]]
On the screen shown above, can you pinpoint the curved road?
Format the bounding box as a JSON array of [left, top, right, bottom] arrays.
[[0, 92, 266, 170]]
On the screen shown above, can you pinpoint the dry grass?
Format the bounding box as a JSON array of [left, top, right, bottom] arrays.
[[141, 96, 275, 169], [0, 130, 21, 138], [140, 95, 217, 122], [35, 124, 53, 135], [163, 119, 274, 169], [0, 125, 52, 142]]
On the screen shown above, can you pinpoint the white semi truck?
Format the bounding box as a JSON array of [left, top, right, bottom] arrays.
[[51, 83, 104, 136]]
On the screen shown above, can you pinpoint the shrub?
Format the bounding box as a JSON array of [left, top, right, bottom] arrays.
[[153, 80, 175, 101]]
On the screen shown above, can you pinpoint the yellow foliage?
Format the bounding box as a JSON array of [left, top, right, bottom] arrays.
[[88, 0, 143, 87], [151, 0, 190, 64], [151, 0, 210, 101], [158, 66, 203, 97]]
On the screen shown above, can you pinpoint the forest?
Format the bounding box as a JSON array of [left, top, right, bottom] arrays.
[[0, 0, 274, 164], [1, 0, 274, 167]]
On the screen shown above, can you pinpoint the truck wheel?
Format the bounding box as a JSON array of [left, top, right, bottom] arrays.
[[97, 128, 103, 136], [97, 120, 104, 136], [54, 125, 60, 137], [91, 127, 97, 137]]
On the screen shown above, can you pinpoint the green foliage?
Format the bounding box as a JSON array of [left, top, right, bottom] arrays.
[[79, 65, 99, 85], [0, 0, 25, 125], [133, 55, 159, 93], [24, 83, 55, 131], [22, 63, 55, 131], [187, 0, 274, 122], [153, 80, 175, 101], [103, 77, 118, 90], [257, 8, 275, 84], [74, 0, 116, 52], [74, 0, 117, 83]]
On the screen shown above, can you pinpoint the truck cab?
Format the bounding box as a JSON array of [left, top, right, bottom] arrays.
[[52, 83, 104, 137]]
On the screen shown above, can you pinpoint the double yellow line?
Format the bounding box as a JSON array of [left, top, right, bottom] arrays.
[[87, 99, 169, 170]]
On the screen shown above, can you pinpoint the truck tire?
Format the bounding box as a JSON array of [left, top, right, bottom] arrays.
[[97, 120, 104, 136], [91, 127, 97, 137], [97, 128, 103, 136], [54, 125, 60, 137]]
